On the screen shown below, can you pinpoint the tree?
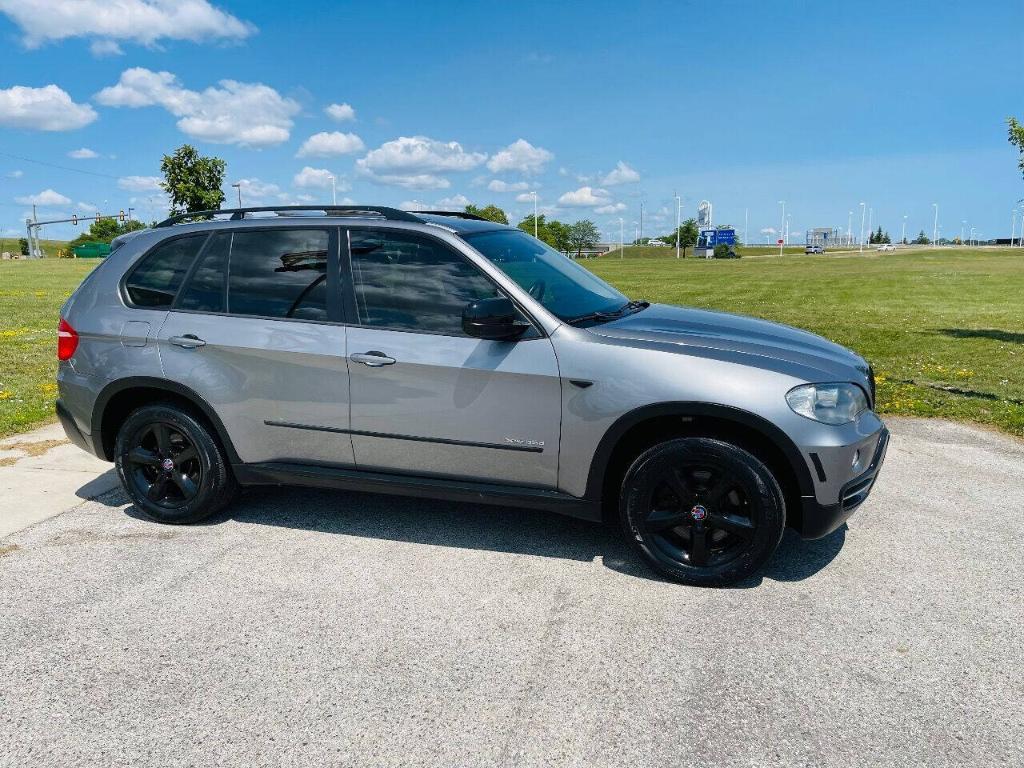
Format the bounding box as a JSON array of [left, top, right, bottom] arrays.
[[160, 144, 226, 215], [18, 237, 29, 256], [1008, 117, 1024, 179], [547, 220, 572, 254], [69, 218, 145, 249], [567, 220, 600, 257], [664, 218, 699, 257], [913, 230, 931, 245], [465, 204, 508, 224]]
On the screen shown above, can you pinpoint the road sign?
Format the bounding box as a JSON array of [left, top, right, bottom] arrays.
[[777, 238, 784, 245]]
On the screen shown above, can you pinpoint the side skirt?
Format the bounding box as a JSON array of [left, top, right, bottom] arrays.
[[232, 462, 602, 522]]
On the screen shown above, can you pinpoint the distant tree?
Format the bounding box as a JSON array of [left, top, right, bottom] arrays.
[[68, 218, 145, 249], [518, 213, 547, 240], [547, 220, 572, 253], [465, 203, 508, 224], [664, 218, 699, 257], [913, 230, 931, 245], [18, 237, 29, 255], [1008, 117, 1024, 179], [567, 220, 600, 257], [160, 144, 226, 215]]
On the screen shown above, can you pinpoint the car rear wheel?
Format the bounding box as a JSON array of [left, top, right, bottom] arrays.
[[620, 437, 785, 586], [115, 402, 237, 524]]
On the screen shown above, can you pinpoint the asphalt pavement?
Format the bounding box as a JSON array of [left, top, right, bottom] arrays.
[[1, 417, 1021, 767]]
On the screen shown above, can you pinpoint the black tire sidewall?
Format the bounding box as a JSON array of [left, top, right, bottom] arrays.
[[620, 438, 785, 587], [115, 403, 232, 524]]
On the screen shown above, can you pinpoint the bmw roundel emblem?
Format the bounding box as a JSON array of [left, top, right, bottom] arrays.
[[690, 504, 708, 521]]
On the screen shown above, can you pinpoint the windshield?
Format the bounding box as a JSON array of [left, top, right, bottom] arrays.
[[465, 229, 628, 321]]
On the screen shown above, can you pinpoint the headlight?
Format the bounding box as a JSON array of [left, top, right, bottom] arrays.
[[786, 383, 869, 425]]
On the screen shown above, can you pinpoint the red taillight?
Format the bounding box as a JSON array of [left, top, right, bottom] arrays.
[[57, 318, 78, 361]]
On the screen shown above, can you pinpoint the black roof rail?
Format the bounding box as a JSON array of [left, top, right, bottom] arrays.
[[413, 210, 489, 221], [155, 205, 423, 228]]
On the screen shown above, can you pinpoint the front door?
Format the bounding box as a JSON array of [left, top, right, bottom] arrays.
[[344, 228, 561, 488], [158, 226, 354, 466]]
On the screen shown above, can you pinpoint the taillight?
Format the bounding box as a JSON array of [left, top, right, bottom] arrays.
[[57, 317, 79, 361]]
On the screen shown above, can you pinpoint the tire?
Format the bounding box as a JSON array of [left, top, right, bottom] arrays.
[[114, 402, 237, 524], [620, 437, 785, 587]]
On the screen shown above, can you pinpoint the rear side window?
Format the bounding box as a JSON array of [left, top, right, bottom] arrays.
[[349, 230, 498, 335], [125, 234, 207, 308], [177, 233, 228, 313], [227, 229, 330, 321]]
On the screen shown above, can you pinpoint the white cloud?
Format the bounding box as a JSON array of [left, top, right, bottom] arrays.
[[0, 84, 97, 131], [7, 170, 24, 178], [89, 39, 122, 57], [296, 131, 365, 158], [77, 201, 98, 212], [515, 192, 535, 203], [96, 68, 299, 147], [558, 186, 611, 207], [68, 147, 98, 159], [486, 139, 552, 175], [356, 136, 486, 189], [117, 175, 163, 192], [325, 103, 355, 122], [292, 166, 350, 191], [401, 200, 428, 211], [487, 179, 529, 193], [760, 227, 777, 235], [234, 178, 283, 204], [601, 161, 640, 186], [435, 194, 471, 209], [0, 0, 255, 48], [16, 188, 71, 206], [595, 202, 627, 214]]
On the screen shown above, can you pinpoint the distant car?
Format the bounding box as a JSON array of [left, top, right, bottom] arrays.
[[877, 244, 896, 252], [805, 245, 824, 254]]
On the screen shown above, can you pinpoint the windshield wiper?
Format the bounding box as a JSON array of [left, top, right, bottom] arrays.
[[566, 300, 649, 326]]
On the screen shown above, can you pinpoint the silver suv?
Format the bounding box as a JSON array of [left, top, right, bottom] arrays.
[[56, 206, 888, 586]]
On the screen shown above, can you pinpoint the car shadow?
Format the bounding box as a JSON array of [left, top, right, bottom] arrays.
[[935, 328, 1024, 344], [106, 483, 847, 587]]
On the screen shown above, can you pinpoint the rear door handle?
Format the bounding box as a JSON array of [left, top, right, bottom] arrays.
[[169, 334, 207, 349], [351, 350, 396, 367]]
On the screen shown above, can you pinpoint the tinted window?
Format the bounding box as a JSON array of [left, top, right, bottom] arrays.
[[227, 229, 330, 320], [350, 230, 499, 335], [126, 234, 206, 308], [177, 233, 228, 313]]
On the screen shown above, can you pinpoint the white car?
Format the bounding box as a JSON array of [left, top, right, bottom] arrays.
[[876, 244, 896, 252]]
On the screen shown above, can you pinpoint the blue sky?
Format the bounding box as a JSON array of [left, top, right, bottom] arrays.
[[1, 0, 1022, 244]]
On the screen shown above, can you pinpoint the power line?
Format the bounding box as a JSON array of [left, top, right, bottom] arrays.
[[0, 150, 122, 181]]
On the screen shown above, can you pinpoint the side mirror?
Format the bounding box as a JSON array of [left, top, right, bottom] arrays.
[[462, 296, 529, 340]]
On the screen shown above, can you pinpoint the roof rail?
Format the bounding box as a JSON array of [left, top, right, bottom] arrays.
[[154, 205, 423, 228], [412, 210, 489, 221]]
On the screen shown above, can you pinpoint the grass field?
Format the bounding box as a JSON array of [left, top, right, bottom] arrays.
[[0, 248, 1022, 440], [0, 238, 71, 259]]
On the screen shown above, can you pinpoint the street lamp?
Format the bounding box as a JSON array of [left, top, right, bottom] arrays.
[[674, 193, 682, 259], [932, 203, 939, 245], [969, 226, 976, 246], [327, 175, 337, 205], [231, 183, 242, 207], [778, 200, 786, 255], [901, 214, 907, 245], [847, 210, 853, 246], [858, 202, 866, 253]]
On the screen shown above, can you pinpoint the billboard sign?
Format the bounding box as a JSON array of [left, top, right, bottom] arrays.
[[698, 227, 737, 248]]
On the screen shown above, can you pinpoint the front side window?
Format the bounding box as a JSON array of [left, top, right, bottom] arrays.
[[464, 229, 627, 321], [349, 230, 499, 336], [125, 234, 207, 308], [227, 229, 330, 321]]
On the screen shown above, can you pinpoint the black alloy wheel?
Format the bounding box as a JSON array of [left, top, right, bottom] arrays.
[[126, 421, 202, 508]]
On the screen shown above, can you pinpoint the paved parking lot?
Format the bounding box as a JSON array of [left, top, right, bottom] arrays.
[[1, 417, 1022, 767]]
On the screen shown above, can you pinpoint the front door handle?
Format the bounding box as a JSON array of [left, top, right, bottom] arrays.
[[351, 350, 396, 367], [169, 334, 207, 349]]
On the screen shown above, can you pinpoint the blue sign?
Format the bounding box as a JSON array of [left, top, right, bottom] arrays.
[[698, 228, 737, 248]]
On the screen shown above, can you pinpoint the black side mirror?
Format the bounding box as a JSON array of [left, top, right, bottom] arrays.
[[462, 296, 529, 340]]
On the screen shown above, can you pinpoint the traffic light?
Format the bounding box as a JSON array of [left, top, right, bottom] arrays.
[[71, 215, 78, 226], [119, 210, 125, 222], [95, 213, 101, 223]]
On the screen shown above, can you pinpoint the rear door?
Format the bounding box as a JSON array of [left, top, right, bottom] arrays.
[[158, 226, 355, 466], [343, 227, 562, 488]]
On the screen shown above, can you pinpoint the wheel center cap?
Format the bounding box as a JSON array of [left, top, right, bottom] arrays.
[[690, 504, 708, 521], [160, 458, 174, 472]]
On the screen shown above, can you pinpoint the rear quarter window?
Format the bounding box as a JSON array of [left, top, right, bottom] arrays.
[[125, 234, 208, 308]]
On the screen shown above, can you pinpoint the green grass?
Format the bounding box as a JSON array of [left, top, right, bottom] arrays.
[[586, 247, 1024, 437], [0, 259, 96, 437], [0, 238, 71, 259], [1, 248, 1022, 439], [602, 245, 808, 259]]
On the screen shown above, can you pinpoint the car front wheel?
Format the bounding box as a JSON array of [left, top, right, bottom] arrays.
[[620, 437, 785, 586], [115, 402, 237, 524]]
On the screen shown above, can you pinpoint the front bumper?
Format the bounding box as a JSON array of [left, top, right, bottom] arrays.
[[799, 426, 889, 539]]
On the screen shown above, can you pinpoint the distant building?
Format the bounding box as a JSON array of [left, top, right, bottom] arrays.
[[805, 227, 849, 249]]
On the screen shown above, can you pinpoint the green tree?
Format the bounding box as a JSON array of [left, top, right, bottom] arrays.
[[547, 220, 572, 253], [1008, 117, 1024, 178], [68, 218, 145, 249], [160, 144, 226, 215], [567, 220, 600, 257], [913, 230, 931, 245], [18, 237, 29, 256], [465, 203, 508, 224], [664, 218, 699, 257]]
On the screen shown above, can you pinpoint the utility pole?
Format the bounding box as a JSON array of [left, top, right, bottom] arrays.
[[231, 183, 242, 207], [901, 214, 907, 245], [674, 193, 682, 259], [932, 203, 938, 245], [639, 200, 645, 243], [867, 207, 873, 246], [778, 200, 786, 256], [858, 202, 866, 253]]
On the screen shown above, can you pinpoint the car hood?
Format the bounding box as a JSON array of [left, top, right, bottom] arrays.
[[588, 303, 867, 381]]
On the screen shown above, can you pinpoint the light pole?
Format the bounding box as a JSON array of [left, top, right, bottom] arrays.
[[778, 200, 786, 255], [674, 193, 682, 259], [231, 183, 242, 207], [969, 226, 976, 246], [639, 200, 645, 243], [743, 207, 748, 250], [932, 203, 938, 245], [858, 202, 866, 252], [847, 210, 853, 246], [531, 191, 538, 237], [619, 217, 624, 259], [901, 214, 907, 245], [867, 207, 873, 246], [327, 175, 337, 205], [961, 220, 966, 245], [785, 213, 791, 245], [1011, 209, 1018, 248]]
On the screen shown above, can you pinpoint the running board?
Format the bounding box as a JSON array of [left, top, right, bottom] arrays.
[[233, 462, 602, 521]]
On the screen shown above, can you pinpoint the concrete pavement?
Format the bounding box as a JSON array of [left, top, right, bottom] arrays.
[[0, 417, 1022, 766]]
